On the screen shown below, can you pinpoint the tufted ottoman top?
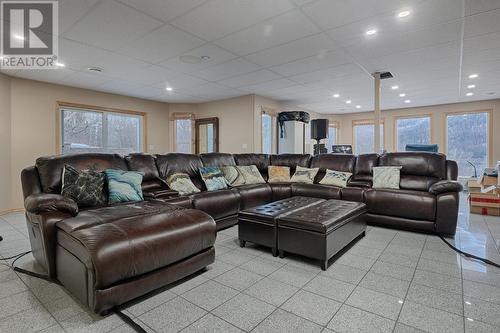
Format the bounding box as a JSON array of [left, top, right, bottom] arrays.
[[239, 196, 325, 224], [278, 199, 367, 234]]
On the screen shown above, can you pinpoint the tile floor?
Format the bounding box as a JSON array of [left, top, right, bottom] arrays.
[[1, 195, 500, 333]]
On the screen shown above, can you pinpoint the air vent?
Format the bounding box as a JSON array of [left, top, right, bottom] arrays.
[[87, 67, 103, 73], [380, 71, 393, 79]]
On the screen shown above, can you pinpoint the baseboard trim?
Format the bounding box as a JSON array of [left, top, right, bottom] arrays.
[[0, 208, 25, 216]]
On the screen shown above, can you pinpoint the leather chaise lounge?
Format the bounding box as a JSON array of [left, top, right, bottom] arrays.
[[21, 151, 462, 314]]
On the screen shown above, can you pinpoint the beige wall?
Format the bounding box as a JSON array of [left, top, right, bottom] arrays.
[[0, 74, 12, 211], [329, 99, 500, 166], [7, 77, 170, 209]]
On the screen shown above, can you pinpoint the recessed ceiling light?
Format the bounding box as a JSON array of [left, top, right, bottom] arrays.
[[466, 92, 473, 96], [399, 93, 406, 97], [468, 74, 478, 79], [166, 87, 173, 91], [366, 29, 377, 36], [333, 93, 340, 98], [346, 100, 352, 104], [467, 84, 476, 89], [398, 10, 411, 18], [55, 62, 65, 67], [356, 105, 361, 109], [391, 85, 399, 90], [404, 99, 411, 103]]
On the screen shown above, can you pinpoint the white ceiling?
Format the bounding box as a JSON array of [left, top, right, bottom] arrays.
[[2, 0, 500, 113]]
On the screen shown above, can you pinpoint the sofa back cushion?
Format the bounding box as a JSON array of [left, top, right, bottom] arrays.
[[378, 152, 446, 191], [36, 153, 127, 194], [234, 154, 270, 180], [200, 153, 236, 167], [311, 154, 356, 183], [125, 153, 159, 181], [155, 153, 206, 190], [352, 154, 379, 183], [270, 154, 311, 175]]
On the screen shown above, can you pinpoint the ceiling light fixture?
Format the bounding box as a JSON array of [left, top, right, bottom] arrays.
[[466, 92, 473, 96], [404, 99, 411, 103], [356, 105, 361, 109], [398, 10, 411, 18], [468, 74, 478, 79], [333, 93, 340, 98], [467, 84, 476, 89], [366, 29, 377, 36], [399, 93, 406, 97], [346, 100, 352, 104], [391, 85, 399, 90], [166, 87, 173, 91]]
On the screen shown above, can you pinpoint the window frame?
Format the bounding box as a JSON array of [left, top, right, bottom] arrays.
[[444, 109, 493, 170], [352, 119, 386, 154], [172, 114, 194, 153], [393, 114, 433, 152], [326, 121, 339, 153], [56, 101, 147, 154]]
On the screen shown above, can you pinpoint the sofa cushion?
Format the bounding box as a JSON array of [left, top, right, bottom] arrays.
[[200, 153, 236, 167], [291, 183, 341, 200], [237, 165, 266, 184], [290, 166, 318, 184], [234, 154, 270, 180], [319, 169, 352, 187], [234, 183, 272, 209], [372, 166, 402, 189], [57, 203, 215, 289], [156, 153, 206, 191], [270, 154, 311, 174], [36, 153, 127, 194], [190, 189, 240, 219], [166, 173, 200, 196], [311, 154, 355, 183], [365, 188, 436, 221], [61, 165, 107, 207], [352, 154, 378, 183], [220, 166, 246, 187], [199, 167, 228, 191], [105, 169, 144, 203], [125, 154, 159, 181], [268, 166, 291, 183], [269, 183, 292, 201], [340, 187, 366, 202]]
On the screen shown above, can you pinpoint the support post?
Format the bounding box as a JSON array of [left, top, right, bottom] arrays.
[[373, 72, 381, 153]]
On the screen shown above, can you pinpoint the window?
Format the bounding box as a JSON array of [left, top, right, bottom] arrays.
[[353, 121, 384, 154], [60, 106, 144, 154], [175, 119, 192, 153], [262, 113, 272, 154], [395, 116, 431, 151], [326, 126, 337, 153], [447, 111, 490, 177]]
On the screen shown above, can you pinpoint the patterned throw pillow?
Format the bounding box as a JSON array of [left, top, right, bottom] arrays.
[[237, 165, 266, 184], [268, 166, 291, 183], [319, 169, 353, 187], [105, 169, 144, 203], [372, 166, 402, 189], [220, 166, 246, 187], [200, 167, 228, 191], [166, 173, 200, 195], [61, 164, 107, 207], [290, 166, 319, 184]]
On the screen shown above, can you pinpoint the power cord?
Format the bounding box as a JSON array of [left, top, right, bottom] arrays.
[[439, 235, 500, 269]]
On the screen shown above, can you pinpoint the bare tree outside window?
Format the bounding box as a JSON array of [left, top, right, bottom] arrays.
[[354, 123, 384, 154], [262, 114, 272, 154], [175, 119, 192, 153], [396, 117, 431, 151], [326, 127, 337, 153]]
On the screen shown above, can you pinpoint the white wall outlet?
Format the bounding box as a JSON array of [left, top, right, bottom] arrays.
[[241, 143, 248, 149]]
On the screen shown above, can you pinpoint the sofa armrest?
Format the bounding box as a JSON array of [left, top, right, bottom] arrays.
[[25, 193, 78, 216], [429, 180, 463, 195]]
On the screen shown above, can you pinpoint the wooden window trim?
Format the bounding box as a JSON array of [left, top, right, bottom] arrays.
[[393, 114, 433, 152]]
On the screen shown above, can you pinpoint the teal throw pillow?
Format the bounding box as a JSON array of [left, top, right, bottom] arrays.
[[105, 169, 144, 203], [199, 167, 228, 191]]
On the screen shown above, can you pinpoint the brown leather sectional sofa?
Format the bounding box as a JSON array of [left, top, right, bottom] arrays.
[[21, 151, 462, 314]]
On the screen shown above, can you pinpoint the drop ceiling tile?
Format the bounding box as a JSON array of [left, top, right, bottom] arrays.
[[59, 38, 115, 71], [464, 8, 500, 38], [269, 49, 352, 76], [56, 71, 115, 90], [64, 0, 163, 50], [150, 73, 209, 90], [170, 0, 294, 41], [95, 79, 144, 95], [286, 63, 366, 85], [12, 68, 76, 83], [116, 0, 207, 22], [159, 43, 238, 73], [178, 82, 243, 99], [244, 33, 337, 67], [464, 31, 500, 52], [214, 10, 320, 56], [193, 58, 260, 81], [465, 0, 500, 15], [59, 0, 99, 34], [239, 78, 297, 94], [117, 24, 204, 63], [218, 69, 280, 88]]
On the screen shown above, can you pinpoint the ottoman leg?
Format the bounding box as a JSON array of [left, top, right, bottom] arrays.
[[279, 250, 285, 258], [239, 240, 246, 248], [271, 247, 277, 257], [321, 260, 328, 271]]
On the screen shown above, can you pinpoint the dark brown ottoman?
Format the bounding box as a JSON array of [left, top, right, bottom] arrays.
[[238, 196, 324, 256], [277, 199, 367, 270]]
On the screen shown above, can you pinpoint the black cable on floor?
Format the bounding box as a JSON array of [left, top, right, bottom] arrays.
[[439, 234, 500, 269], [114, 309, 148, 333]]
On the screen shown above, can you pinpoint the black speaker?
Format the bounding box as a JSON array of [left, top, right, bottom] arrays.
[[311, 119, 329, 140]]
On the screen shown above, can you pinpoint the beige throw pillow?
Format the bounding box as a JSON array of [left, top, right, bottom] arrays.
[[290, 166, 319, 184], [372, 166, 402, 189], [319, 169, 352, 187], [220, 166, 246, 187], [237, 165, 266, 184], [268, 166, 291, 183]]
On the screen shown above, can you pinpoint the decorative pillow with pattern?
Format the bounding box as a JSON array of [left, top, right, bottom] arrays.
[[319, 169, 352, 187], [105, 169, 144, 203], [61, 164, 107, 207], [237, 165, 266, 184], [372, 166, 402, 189], [220, 166, 246, 187], [199, 167, 228, 191], [166, 173, 200, 195], [290, 166, 319, 184], [268, 166, 291, 183]]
